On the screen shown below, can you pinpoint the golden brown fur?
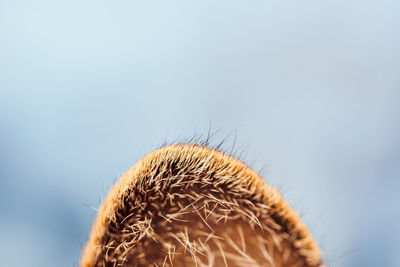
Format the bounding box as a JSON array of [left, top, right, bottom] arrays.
[[81, 144, 323, 267]]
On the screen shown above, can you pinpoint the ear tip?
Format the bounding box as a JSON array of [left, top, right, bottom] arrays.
[[81, 144, 323, 267]]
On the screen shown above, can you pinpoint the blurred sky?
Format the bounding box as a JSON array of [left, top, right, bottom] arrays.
[[1, 1, 400, 266]]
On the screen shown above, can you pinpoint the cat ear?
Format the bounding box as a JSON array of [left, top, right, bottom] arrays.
[[81, 144, 323, 267]]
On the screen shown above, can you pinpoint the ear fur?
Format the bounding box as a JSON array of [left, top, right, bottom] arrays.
[[81, 144, 323, 267]]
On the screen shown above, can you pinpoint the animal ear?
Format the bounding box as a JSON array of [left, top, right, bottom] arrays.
[[81, 144, 323, 267]]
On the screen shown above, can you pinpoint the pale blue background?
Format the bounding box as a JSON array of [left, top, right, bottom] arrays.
[[1, 1, 399, 266]]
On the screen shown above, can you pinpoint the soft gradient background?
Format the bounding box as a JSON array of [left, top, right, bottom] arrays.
[[1, 1, 399, 266]]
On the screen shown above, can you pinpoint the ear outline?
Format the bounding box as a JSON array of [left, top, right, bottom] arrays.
[[81, 144, 323, 266]]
